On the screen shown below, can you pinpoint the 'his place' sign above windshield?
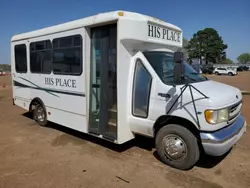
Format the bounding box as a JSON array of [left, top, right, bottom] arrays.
[[148, 23, 182, 44]]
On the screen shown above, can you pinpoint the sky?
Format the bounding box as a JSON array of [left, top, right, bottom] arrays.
[[0, 0, 249, 64]]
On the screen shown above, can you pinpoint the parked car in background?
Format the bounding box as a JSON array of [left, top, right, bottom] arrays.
[[242, 66, 249, 71], [237, 66, 249, 71], [201, 66, 214, 74], [237, 66, 244, 72], [213, 67, 237, 76], [0, 70, 6, 76]]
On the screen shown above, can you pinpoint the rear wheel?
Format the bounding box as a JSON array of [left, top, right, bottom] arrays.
[[33, 103, 48, 126], [155, 124, 200, 170]]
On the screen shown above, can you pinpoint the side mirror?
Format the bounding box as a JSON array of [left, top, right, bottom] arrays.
[[174, 52, 185, 84], [174, 52, 184, 63]]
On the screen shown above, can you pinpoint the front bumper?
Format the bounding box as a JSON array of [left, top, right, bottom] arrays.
[[200, 115, 246, 156]]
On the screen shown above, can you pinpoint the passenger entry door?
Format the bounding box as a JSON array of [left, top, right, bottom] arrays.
[[89, 24, 117, 141]]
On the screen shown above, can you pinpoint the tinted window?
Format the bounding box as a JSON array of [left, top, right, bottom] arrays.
[[14, 44, 27, 73], [53, 35, 82, 75], [132, 60, 152, 118], [30, 40, 52, 73], [217, 68, 225, 70]]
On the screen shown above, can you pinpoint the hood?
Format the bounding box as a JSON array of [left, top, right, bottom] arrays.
[[189, 80, 242, 108]]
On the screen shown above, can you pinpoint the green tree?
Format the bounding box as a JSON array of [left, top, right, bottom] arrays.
[[222, 58, 234, 64], [0, 64, 11, 71], [237, 53, 250, 63], [186, 28, 227, 64]]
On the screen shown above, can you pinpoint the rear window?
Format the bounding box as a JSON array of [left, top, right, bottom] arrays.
[[14, 44, 27, 73]]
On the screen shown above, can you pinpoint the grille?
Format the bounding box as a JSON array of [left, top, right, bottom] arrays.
[[228, 101, 242, 123]]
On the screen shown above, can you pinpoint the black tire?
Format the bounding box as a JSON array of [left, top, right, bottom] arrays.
[[155, 124, 200, 170], [33, 103, 48, 127], [215, 72, 219, 75], [228, 72, 233, 76]]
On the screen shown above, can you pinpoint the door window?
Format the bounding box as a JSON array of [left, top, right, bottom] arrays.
[[132, 59, 152, 118]]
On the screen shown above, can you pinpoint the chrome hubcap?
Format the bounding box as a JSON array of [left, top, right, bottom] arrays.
[[163, 134, 187, 160], [37, 106, 45, 122]]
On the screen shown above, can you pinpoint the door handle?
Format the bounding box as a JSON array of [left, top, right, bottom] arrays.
[[158, 93, 171, 98]]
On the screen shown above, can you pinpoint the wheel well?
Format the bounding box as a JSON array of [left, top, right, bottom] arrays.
[[29, 97, 46, 112], [153, 115, 200, 141]]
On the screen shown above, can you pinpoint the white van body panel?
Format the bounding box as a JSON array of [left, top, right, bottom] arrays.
[[12, 28, 87, 133]]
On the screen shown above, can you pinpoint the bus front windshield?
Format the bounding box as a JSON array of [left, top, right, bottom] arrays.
[[143, 51, 208, 85]]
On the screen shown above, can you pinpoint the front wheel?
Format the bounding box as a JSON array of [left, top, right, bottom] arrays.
[[155, 124, 200, 170], [228, 72, 233, 76]]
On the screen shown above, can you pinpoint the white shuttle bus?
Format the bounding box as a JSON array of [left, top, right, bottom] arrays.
[[11, 10, 246, 170]]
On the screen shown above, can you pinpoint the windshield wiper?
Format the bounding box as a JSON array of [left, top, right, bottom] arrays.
[[163, 75, 198, 82]]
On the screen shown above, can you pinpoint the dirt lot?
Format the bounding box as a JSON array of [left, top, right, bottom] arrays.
[[205, 71, 250, 92], [0, 73, 250, 188]]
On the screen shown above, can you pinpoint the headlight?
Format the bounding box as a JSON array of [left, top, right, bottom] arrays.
[[205, 108, 229, 124]]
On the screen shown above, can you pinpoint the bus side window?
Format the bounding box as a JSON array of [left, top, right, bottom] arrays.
[[132, 59, 152, 118], [30, 40, 52, 74], [14, 44, 27, 73], [52, 35, 82, 75]]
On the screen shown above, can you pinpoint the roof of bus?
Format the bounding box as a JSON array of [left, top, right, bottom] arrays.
[[11, 10, 182, 42]]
